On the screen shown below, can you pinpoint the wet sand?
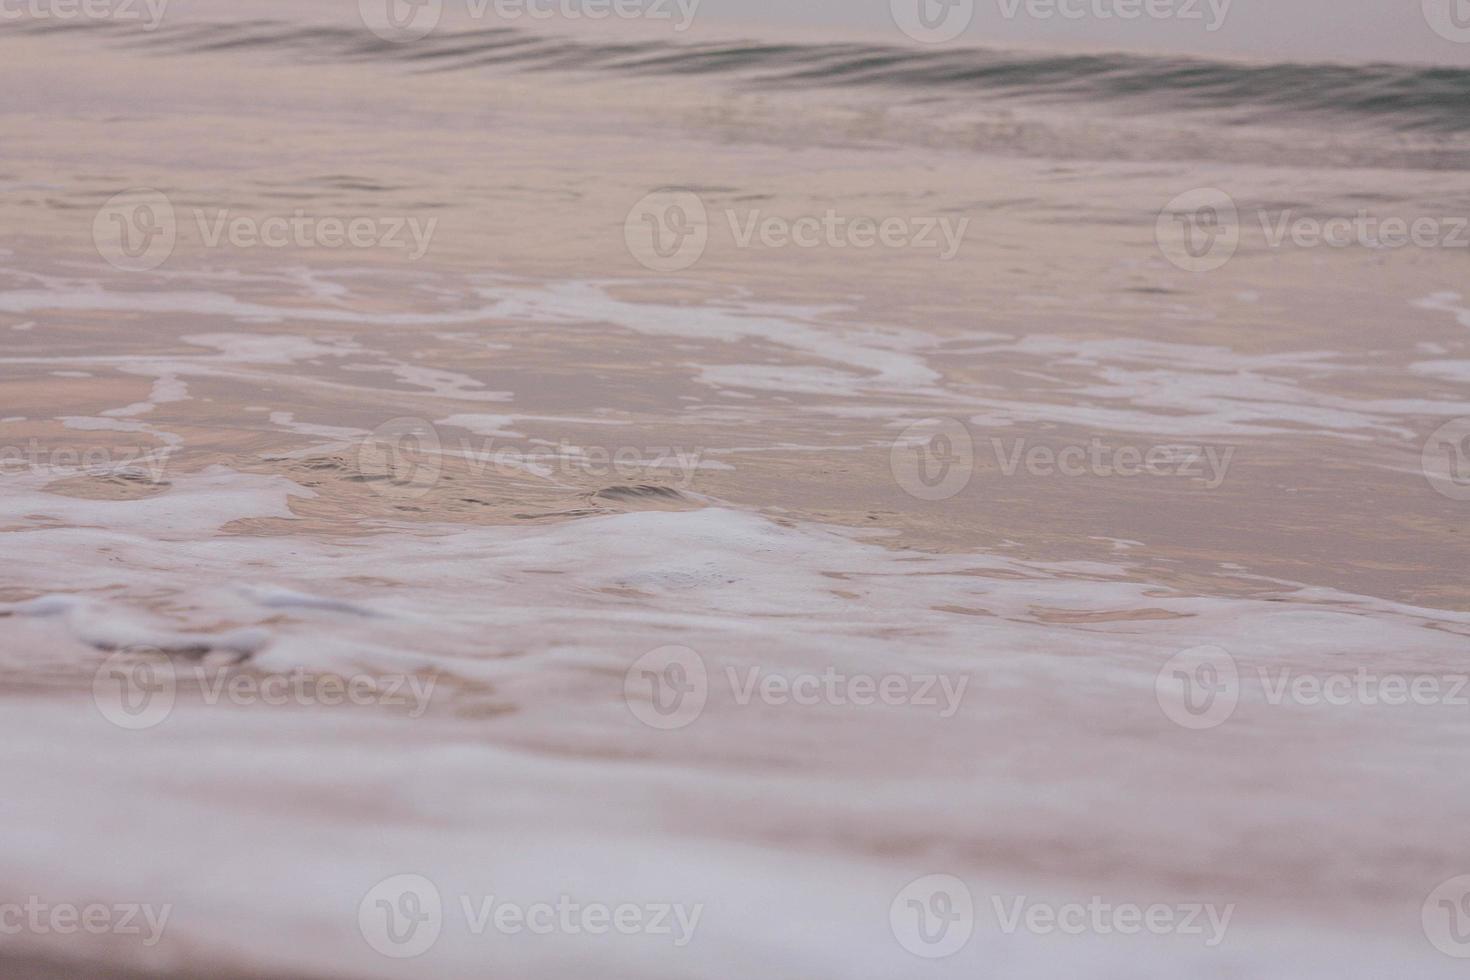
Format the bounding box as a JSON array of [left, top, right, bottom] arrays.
[[2, 5, 1470, 978]]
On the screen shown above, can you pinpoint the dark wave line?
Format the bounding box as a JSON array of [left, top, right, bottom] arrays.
[[15, 17, 1470, 134]]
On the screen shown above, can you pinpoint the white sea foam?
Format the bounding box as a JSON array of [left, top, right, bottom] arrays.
[[0, 274, 939, 398], [1415, 291, 1470, 329], [437, 414, 525, 438], [0, 462, 1467, 977], [4, 274, 1467, 450], [101, 373, 190, 418], [1412, 360, 1470, 383], [5, 14, 1469, 974], [5, 463, 1464, 680]]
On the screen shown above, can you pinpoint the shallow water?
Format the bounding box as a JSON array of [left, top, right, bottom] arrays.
[[2, 3, 1470, 977]]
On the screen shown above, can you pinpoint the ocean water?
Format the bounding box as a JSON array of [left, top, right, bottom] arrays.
[[2, 2, 1470, 977]]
